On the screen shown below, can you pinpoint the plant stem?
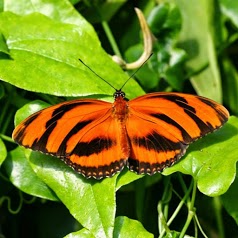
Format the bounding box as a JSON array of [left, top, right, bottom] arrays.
[[194, 214, 208, 238], [158, 177, 172, 236], [213, 196, 225, 238], [101, 20, 122, 57]]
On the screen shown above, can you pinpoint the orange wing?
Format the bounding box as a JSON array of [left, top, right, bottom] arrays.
[[126, 92, 229, 175], [12, 99, 129, 179]]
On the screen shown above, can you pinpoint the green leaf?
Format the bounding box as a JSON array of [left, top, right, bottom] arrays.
[[164, 116, 238, 196], [116, 169, 143, 190], [4, 147, 58, 201], [0, 12, 143, 99], [221, 173, 238, 225], [0, 0, 2, 12], [113, 216, 153, 238], [29, 152, 118, 238], [175, 0, 222, 102], [147, 3, 170, 36], [0, 137, 7, 165], [220, 0, 238, 28]]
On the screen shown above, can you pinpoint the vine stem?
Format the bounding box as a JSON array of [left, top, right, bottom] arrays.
[[179, 179, 197, 238], [0, 191, 23, 214], [0, 134, 14, 143], [158, 176, 194, 238]]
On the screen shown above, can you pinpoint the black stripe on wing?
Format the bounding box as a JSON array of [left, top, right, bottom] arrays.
[[198, 97, 229, 123], [150, 113, 193, 143], [14, 113, 40, 144], [56, 120, 93, 155], [152, 94, 227, 136], [132, 131, 185, 152], [31, 102, 93, 153], [72, 137, 115, 157]]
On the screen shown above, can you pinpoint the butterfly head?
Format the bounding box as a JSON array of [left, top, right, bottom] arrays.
[[113, 90, 126, 99]]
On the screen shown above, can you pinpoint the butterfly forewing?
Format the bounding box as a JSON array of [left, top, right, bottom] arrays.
[[126, 92, 229, 175]]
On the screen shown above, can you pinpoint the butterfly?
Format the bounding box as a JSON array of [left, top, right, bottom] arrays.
[[12, 87, 229, 179]]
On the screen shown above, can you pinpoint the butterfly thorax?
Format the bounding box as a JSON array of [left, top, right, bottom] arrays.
[[112, 90, 129, 122]]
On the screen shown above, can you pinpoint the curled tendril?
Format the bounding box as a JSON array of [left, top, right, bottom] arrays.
[[112, 8, 155, 70]]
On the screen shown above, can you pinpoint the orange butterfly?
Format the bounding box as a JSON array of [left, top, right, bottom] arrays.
[[13, 87, 229, 179]]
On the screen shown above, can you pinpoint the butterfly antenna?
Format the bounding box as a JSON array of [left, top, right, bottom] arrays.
[[120, 53, 153, 90], [78, 59, 117, 91]]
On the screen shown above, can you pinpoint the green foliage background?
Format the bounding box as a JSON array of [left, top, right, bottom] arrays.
[[0, 0, 238, 237]]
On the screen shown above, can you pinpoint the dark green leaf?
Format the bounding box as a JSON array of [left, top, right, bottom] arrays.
[[4, 147, 58, 200], [0, 33, 9, 55], [221, 173, 238, 225], [222, 58, 238, 115], [80, 0, 127, 23], [0, 83, 4, 99]]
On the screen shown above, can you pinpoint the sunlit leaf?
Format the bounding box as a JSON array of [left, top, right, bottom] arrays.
[[164, 116, 238, 196]]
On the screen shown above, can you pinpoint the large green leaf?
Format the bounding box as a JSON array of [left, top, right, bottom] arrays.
[[29, 152, 117, 238], [4, 0, 95, 29], [0, 12, 143, 99], [164, 116, 238, 197], [175, 0, 222, 102]]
